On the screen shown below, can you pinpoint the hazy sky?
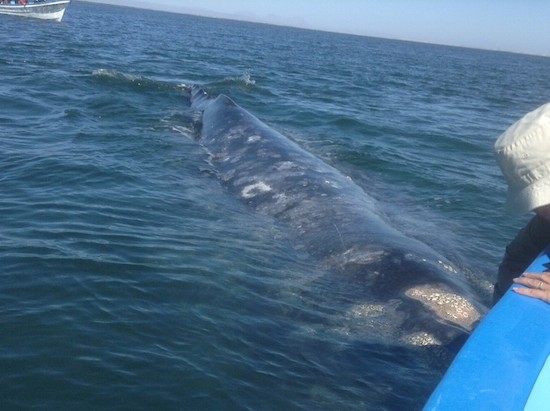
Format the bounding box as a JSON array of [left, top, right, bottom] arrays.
[[86, 0, 550, 56]]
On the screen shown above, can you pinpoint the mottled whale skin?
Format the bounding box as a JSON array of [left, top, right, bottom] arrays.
[[190, 86, 486, 351]]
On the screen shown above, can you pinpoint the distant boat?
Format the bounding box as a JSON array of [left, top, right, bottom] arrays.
[[0, 0, 71, 22]]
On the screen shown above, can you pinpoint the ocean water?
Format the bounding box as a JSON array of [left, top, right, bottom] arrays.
[[2, 2, 550, 410]]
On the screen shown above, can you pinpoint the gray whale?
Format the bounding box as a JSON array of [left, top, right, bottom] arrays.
[[190, 86, 485, 352]]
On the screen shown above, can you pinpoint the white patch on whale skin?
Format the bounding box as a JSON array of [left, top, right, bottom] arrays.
[[241, 182, 272, 199], [247, 135, 261, 143], [349, 303, 386, 318], [405, 285, 481, 330], [437, 260, 458, 274], [323, 179, 341, 190], [403, 332, 442, 347], [277, 161, 297, 171], [305, 300, 447, 350], [340, 300, 403, 340], [226, 126, 247, 141], [273, 192, 290, 207]]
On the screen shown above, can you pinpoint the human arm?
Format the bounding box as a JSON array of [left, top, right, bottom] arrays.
[[493, 215, 550, 304]]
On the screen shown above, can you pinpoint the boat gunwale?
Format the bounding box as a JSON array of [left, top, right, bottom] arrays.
[[0, 0, 70, 9]]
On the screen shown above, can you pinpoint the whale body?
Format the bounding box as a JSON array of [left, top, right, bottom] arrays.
[[190, 86, 485, 354]]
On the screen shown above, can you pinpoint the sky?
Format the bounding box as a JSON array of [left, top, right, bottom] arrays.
[[85, 0, 550, 56]]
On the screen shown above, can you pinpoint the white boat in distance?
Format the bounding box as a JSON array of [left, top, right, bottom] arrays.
[[0, 0, 71, 22]]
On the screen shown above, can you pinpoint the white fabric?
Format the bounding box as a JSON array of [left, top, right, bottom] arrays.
[[495, 103, 550, 214]]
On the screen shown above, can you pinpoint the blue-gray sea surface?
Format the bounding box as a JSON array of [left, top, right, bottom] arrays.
[[2, 2, 549, 410]]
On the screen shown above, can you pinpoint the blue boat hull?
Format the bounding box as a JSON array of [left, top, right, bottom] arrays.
[[424, 246, 550, 409]]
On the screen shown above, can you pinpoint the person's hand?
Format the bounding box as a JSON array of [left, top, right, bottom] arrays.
[[513, 273, 550, 304]]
